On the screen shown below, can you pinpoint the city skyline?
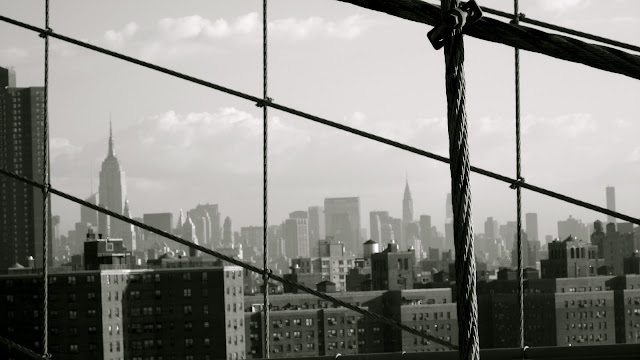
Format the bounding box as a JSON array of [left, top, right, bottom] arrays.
[[1, 0, 639, 242]]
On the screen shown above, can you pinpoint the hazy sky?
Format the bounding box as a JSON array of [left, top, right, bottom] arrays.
[[1, 0, 639, 243]]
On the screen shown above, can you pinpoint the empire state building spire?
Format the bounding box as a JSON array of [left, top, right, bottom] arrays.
[[108, 118, 116, 158]]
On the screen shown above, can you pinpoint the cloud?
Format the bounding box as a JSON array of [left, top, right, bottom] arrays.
[[539, 0, 589, 12], [156, 13, 260, 42], [0, 47, 29, 62], [52, 108, 310, 179], [104, 22, 139, 48], [268, 15, 374, 41], [51, 137, 81, 158]]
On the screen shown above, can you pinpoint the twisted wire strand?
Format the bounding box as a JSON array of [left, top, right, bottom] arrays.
[[262, 0, 270, 357], [442, 1, 479, 359], [0, 168, 459, 350], [514, 0, 525, 350], [41, 0, 51, 357]]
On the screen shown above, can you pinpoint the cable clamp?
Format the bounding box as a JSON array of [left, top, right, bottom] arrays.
[[427, 0, 483, 50], [39, 27, 54, 39], [510, 177, 525, 190], [42, 183, 51, 195], [510, 13, 527, 25], [522, 345, 529, 359], [263, 268, 273, 279], [255, 97, 273, 108], [41, 353, 52, 360]]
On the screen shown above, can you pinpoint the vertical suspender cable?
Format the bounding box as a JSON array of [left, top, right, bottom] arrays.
[[41, 0, 51, 358], [261, 0, 270, 358], [513, 0, 525, 350], [441, 1, 480, 359]]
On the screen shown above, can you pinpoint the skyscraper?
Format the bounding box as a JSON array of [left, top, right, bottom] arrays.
[[0, 66, 52, 269], [223, 216, 233, 246], [283, 217, 309, 258], [307, 206, 324, 256], [525, 213, 539, 242], [606, 186, 616, 225], [419, 215, 432, 246], [324, 197, 360, 255], [402, 177, 413, 224], [98, 121, 127, 238], [445, 193, 453, 223], [369, 211, 389, 243], [557, 215, 589, 242]]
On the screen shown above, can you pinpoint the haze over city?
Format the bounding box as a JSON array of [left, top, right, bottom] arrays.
[[1, 0, 639, 239]]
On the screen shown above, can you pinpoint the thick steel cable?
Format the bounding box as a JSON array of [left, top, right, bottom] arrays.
[[261, 0, 270, 357], [335, 0, 640, 80], [479, 5, 640, 54], [0, 167, 458, 350], [513, 0, 524, 351], [40, 1, 51, 358], [0, 15, 636, 225], [0, 335, 43, 360], [441, 0, 479, 359]]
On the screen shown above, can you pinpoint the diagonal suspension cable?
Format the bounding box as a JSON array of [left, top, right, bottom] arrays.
[[0, 167, 459, 350], [479, 4, 640, 53]]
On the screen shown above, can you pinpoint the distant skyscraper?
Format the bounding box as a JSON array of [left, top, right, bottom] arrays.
[[324, 197, 360, 255], [403, 177, 414, 224], [142, 212, 173, 250], [0, 67, 52, 269], [192, 204, 221, 245], [308, 206, 324, 256], [419, 215, 432, 246], [99, 121, 127, 238], [183, 215, 199, 257], [525, 213, 539, 242], [223, 216, 232, 246], [484, 217, 498, 239], [557, 215, 589, 242], [500, 221, 517, 251], [606, 186, 616, 225], [283, 217, 309, 258], [369, 211, 389, 243], [81, 193, 99, 226], [120, 198, 136, 251], [445, 193, 453, 223]]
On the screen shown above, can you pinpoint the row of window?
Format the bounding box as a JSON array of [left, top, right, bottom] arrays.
[[411, 311, 451, 320]]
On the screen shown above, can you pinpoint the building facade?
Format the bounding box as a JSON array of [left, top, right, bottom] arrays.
[[0, 66, 52, 270]]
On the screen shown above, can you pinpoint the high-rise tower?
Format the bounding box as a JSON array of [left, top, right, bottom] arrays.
[[402, 176, 414, 224], [606, 186, 616, 226], [98, 121, 127, 238], [0, 67, 52, 269]]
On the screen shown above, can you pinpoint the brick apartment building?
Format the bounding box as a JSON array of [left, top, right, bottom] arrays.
[[0, 263, 245, 360]]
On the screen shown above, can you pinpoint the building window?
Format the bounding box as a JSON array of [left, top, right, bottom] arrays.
[[184, 289, 192, 297]]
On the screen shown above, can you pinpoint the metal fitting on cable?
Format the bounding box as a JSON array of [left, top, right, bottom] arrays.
[[522, 345, 529, 359], [510, 177, 525, 190], [255, 97, 273, 108], [510, 13, 526, 25], [427, 0, 483, 50], [42, 353, 52, 360], [38, 27, 53, 38]]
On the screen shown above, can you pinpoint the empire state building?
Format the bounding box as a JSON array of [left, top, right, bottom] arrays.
[[98, 122, 127, 238]]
